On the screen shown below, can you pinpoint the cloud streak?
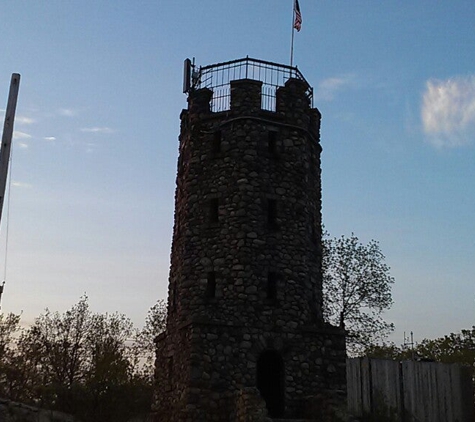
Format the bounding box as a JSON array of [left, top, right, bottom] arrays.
[[13, 131, 32, 140], [421, 75, 475, 148], [80, 127, 114, 134], [58, 108, 78, 117], [315, 74, 356, 101], [12, 181, 32, 189], [16, 116, 35, 125]]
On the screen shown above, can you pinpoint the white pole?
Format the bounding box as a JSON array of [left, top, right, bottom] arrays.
[[290, 0, 295, 68]]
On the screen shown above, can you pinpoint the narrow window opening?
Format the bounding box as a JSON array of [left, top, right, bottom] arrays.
[[206, 271, 216, 298], [171, 283, 177, 312], [167, 356, 174, 389], [212, 131, 222, 155], [267, 199, 278, 229], [310, 213, 317, 244], [209, 198, 219, 223], [267, 272, 277, 300], [268, 131, 277, 154], [310, 152, 316, 174]]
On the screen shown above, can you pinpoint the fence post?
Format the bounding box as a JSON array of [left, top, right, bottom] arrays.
[[368, 358, 373, 414], [399, 361, 405, 422]]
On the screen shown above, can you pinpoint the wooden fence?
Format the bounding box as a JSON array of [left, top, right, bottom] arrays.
[[347, 358, 474, 422]]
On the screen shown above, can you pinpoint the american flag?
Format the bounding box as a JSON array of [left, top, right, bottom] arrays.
[[294, 0, 302, 32]]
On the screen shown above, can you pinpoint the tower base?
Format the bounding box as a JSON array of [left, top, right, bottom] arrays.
[[153, 321, 346, 421]]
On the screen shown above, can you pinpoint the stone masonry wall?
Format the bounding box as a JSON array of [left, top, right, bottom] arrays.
[[0, 398, 77, 422], [166, 79, 324, 331], [154, 73, 346, 421]]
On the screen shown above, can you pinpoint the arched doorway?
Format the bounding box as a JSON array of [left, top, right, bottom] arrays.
[[256, 350, 285, 417]]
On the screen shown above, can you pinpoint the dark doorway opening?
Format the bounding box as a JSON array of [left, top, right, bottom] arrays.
[[257, 350, 285, 417]]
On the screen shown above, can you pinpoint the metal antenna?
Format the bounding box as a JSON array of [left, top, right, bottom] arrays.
[[404, 331, 415, 360]]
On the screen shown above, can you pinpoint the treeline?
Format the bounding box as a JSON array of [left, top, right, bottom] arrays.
[[0, 296, 166, 422], [364, 326, 475, 366]]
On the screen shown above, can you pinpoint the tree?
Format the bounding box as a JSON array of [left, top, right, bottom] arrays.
[[134, 299, 167, 380], [364, 343, 413, 361], [81, 311, 141, 422], [23, 295, 91, 391], [0, 312, 24, 400], [0, 312, 21, 361], [15, 296, 154, 420], [363, 327, 475, 368], [322, 233, 395, 353], [414, 327, 475, 366], [0, 297, 167, 421]]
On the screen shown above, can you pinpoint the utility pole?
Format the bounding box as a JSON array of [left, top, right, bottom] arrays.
[[0, 74, 21, 309], [0, 74, 20, 225]]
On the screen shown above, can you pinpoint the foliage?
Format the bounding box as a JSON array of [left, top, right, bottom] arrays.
[[363, 343, 413, 361], [20, 296, 91, 393], [134, 299, 167, 380], [322, 233, 395, 353], [0, 296, 167, 422], [0, 312, 21, 360], [415, 326, 475, 366], [0, 312, 24, 401], [363, 326, 475, 367]]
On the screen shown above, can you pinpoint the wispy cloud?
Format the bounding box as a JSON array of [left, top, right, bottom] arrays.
[[80, 127, 114, 134], [86, 143, 96, 153], [315, 74, 356, 101], [12, 181, 32, 189], [44, 136, 56, 141], [16, 115, 35, 125], [13, 131, 32, 140], [421, 75, 475, 148], [18, 142, 28, 149], [58, 108, 78, 117]]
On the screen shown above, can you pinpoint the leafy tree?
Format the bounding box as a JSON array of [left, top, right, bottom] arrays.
[[414, 327, 475, 366], [363, 327, 475, 368], [322, 233, 395, 353], [0, 312, 21, 360], [22, 295, 91, 392], [0, 312, 24, 400], [363, 343, 413, 361], [134, 299, 167, 380], [80, 311, 141, 422], [0, 297, 167, 421]]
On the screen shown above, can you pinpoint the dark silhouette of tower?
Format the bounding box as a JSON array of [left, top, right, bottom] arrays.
[[154, 58, 346, 422]]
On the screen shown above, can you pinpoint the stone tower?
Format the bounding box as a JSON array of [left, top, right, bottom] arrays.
[[154, 58, 346, 422]]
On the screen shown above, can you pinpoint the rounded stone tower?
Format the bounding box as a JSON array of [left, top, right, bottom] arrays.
[[154, 58, 346, 422]]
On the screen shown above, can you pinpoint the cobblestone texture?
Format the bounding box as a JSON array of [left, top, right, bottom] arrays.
[[153, 73, 346, 422]]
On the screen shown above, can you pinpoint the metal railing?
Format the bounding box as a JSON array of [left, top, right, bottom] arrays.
[[192, 57, 313, 112]]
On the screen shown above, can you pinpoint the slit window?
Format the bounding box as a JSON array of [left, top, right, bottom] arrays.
[[310, 152, 316, 174], [206, 271, 216, 298], [209, 198, 219, 223], [267, 272, 277, 300], [167, 356, 174, 389], [267, 199, 277, 229], [212, 131, 222, 155], [172, 283, 177, 312], [310, 213, 317, 244], [268, 131, 277, 154]]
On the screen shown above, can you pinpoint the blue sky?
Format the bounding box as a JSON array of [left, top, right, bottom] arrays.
[[0, 1, 474, 345]]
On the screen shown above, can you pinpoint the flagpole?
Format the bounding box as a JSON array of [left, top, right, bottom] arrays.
[[290, 0, 295, 69]]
